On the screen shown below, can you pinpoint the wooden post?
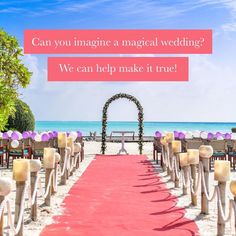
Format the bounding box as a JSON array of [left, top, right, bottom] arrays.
[[59, 148, 67, 185], [200, 157, 210, 214], [0, 196, 4, 236], [30, 172, 38, 221], [70, 155, 74, 176], [174, 154, 180, 188], [162, 146, 167, 172], [217, 181, 226, 236], [234, 197, 236, 234], [166, 145, 171, 175], [153, 143, 156, 161], [45, 169, 52, 206], [190, 164, 197, 206], [160, 151, 163, 168], [73, 155, 77, 172], [182, 166, 189, 195], [52, 163, 57, 195], [76, 153, 80, 169], [169, 144, 175, 182], [66, 155, 70, 180], [14, 181, 26, 236], [81, 143, 84, 161]]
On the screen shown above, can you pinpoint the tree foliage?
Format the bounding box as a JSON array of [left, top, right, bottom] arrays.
[[0, 29, 32, 130], [101, 93, 144, 154], [6, 99, 35, 132]]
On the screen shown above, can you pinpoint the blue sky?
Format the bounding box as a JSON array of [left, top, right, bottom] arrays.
[[1, 0, 236, 122]]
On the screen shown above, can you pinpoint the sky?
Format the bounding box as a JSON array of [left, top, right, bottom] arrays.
[[1, 0, 236, 122]]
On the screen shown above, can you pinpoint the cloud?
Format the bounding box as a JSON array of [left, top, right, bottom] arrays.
[[22, 54, 40, 90]]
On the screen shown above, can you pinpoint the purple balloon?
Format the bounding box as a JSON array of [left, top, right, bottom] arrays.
[[77, 131, 82, 137], [215, 132, 222, 138], [53, 131, 58, 138], [155, 131, 162, 138], [48, 132, 54, 139], [224, 133, 231, 140], [22, 131, 29, 139], [41, 133, 49, 142], [2, 132, 9, 140], [207, 132, 214, 140], [11, 131, 19, 140], [174, 131, 179, 139], [178, 132, 185, 140], [31, 132, 37, 139]]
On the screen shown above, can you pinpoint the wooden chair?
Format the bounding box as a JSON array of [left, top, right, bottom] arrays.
[[228, 140, 236, 169], [153, 137, 162, 164], [7, 140, 30, 168], [209, 140, 227, 170], [32, 141, 50, 160], [185, 140, 204, 150], [0, 139, 4, 167], [23, 138, 33, 160], [1, 139, 9, 167], [76, 137, 84, 161]]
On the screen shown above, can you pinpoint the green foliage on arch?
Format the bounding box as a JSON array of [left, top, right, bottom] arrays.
[[101, 93, 144, 154]]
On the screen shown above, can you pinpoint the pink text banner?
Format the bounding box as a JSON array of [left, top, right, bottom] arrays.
[[48, 57, 188, 82], [25, 30, 212, 54]]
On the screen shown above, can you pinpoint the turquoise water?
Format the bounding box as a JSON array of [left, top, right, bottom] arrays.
[[35, 121, 236, 136]]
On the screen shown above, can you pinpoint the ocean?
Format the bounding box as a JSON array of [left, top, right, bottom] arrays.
[[35, 121, 236, 136]]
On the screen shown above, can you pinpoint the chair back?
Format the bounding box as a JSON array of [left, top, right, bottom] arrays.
[[2, 139, 9, 147], [8, 140, 24, 151], [185, 140, 203, 150], [33, 141, 50, 151], [23, 138, 32, 147], [154, 137, 162, 152], [209, 140, 227, 152]]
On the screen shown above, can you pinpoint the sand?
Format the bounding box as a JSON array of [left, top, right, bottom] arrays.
[[0, 141, 234, 235]]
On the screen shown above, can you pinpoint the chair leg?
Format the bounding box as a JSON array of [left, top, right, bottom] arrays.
[[160, 153, 162, 167], [7, 155, 10, 169], [156, 151, 158, 164]]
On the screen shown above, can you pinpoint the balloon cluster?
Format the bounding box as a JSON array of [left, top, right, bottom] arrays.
[[154, 130, 236, 141], [0, 130, 82, 149]]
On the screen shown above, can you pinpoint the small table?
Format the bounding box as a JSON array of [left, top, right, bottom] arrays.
[[110, 131, 135, 155]]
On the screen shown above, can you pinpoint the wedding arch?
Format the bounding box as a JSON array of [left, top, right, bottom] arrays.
[[101, 93, 144, 154]]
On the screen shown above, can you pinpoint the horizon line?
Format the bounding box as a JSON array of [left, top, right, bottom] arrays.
[[35, 120, 236, 124]]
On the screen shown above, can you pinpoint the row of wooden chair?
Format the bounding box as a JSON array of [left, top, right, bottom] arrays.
[[0, 139, 53, 168], [153, 138, 236, 170]]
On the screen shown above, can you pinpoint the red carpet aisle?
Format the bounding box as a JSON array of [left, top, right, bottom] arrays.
[[41, 155, 199, 236]]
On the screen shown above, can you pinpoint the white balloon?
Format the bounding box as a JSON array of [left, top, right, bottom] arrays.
[[232, 133, 236, 140], [217, 136, 224, 140], [0, 177, 12, 196], [55, 152, 61, 163], [11, 140, 19, 148], [30, 160, 41, 172], [18, 133, 23, 140], [193, 130, 200, 138], [200, 131, 208, 139], [0, 132, 2, 138], [163, 131, 168, 136], [74, 143, 81, 153], [185, 132, 193, 139], [69, 131, 77, 142], [34, 134, 42, 142], [7, 130, 13, 136]]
